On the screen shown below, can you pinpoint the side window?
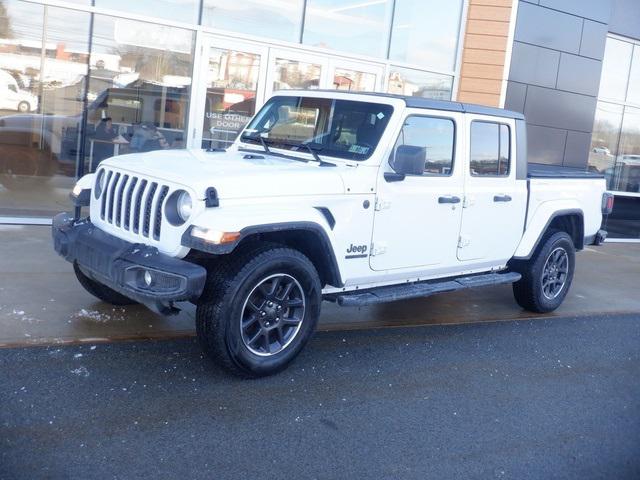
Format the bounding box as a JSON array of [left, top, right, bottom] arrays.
[[390, 115, 455, 175], [470, 121, 510, 176]]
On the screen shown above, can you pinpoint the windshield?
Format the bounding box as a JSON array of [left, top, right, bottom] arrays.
[[240, 96, 393, 161]]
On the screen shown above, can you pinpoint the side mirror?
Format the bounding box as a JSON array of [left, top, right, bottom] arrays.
[[393, 145, 425, 176]]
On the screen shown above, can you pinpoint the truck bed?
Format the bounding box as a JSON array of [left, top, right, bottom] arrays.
[[528, 163, 604, 179]]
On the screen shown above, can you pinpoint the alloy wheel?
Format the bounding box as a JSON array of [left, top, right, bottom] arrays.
[[240, 273, 305, 356]]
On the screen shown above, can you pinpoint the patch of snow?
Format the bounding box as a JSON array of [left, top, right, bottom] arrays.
[[72, 308, 125, 323], [71, 366, 90, 377], [74, 353, 83, 359]]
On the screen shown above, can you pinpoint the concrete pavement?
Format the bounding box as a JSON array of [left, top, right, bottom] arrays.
[[1, 224, 640, 347], [2, 313, 639, 479]]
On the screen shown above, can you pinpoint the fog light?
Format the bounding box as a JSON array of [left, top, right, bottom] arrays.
[[144, 270, 153, 287]]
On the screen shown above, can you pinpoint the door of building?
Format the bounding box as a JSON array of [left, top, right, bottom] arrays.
[[328, 59, 384, 93], [188, 34, 268, 150], [264, 48, 329, 98]]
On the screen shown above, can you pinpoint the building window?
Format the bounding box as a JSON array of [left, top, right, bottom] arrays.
[[302, 0, 391, 57], [388, 0, 464, 72], [87, 16, 195, 168], [589, 35, 640, 194], [0, 2, 90, 218], [65, 0, 200, 25], [387, 66, 453, 100], [202, 0, 303, 43]]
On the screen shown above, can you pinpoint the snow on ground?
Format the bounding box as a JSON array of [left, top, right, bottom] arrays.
[[72, 308, 127, 323]]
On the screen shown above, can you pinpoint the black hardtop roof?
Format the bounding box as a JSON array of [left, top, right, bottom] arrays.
[[290, 89, 525, 120]]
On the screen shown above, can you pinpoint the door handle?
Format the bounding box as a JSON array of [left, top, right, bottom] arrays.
[[438, 195, 461, 204], [493, 194, 512, 202]]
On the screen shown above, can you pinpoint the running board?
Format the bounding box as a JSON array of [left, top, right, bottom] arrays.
[[330, 272, 522, 307]]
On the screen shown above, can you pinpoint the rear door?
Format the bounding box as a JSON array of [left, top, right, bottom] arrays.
[[457, 116, 527, 263], [370, 110, 464, 272]]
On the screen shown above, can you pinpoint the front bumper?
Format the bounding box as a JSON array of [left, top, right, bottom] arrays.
[[52, 213, 207, 314]]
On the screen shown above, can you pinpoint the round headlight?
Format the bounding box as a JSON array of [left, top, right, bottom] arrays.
[[177, 191, 192, 221], [94, 169, 106, 199]]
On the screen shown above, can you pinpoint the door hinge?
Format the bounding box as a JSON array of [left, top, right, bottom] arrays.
[[375, 198, 391, 211], [457, 236, 470, 248], [370, 242, 387, 256]]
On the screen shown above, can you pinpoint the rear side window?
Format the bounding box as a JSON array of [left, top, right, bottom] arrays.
[[470, 121, 510, 176], [390, 115, 455, 175]]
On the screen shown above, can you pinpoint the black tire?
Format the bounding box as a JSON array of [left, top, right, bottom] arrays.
[[196, 244, 322, 377], [17, 101, 30, 113], [510, 230, 575, 313], [73, 262, 137, 306]]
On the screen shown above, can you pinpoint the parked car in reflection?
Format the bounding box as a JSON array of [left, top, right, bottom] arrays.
[[607, 155, 640, 193], [0, 70, 38, 113]]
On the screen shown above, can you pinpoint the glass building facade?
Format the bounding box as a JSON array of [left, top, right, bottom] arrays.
[[589, 34, 640, 238], [0, 0, 466, 220]]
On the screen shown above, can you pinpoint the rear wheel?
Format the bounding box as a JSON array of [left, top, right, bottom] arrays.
[[196, 244, 321, 377], [511, 230, 575, 313], [17, 101, 30, 113], [73, 262, 137, 306]]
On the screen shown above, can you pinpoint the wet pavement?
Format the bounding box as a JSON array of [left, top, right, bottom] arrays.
[[1, 225, 640, 347], [2, 313, 639, 479]]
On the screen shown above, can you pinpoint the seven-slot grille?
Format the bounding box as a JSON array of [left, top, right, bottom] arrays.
[[97, 169, 170, 241]]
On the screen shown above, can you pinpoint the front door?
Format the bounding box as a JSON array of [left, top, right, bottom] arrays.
[[457, 117, 527, 263], [370, 111, 464, 272], [190, 35, 268, 150]]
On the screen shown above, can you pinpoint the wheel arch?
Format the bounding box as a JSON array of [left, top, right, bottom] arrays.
[[513, 209, 584, 260], [237, 223, 342, 288], [185, 221, 343, 288]]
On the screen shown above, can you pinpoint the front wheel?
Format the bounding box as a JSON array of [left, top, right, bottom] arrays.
[[17, 101, 30, 113], [196, 245, 322, 377], [511, 230, 575, 313]]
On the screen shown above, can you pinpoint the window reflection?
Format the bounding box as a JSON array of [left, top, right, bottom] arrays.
[[389, 0, 463, 72], [614, 107, 640, 193], [625, 46, 640, 106], [86, 16, 194, 169], [273, 58, 321, 91], [202, 0, 303, 43], [470, 122, 510, 176], [0, 2, 89, 217], [303, 0, 390, 57], [202, 48, 261, 150], [387, 66, 452, 100], [390, 115, 455, 175], [598, 37, 632, 103], [63, 0, 200, 25], [588, 102, 623, 188], [333, 68, 376, 92]]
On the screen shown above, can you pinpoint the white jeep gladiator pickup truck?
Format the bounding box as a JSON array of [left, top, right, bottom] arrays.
[[53, 90, 612, 376]]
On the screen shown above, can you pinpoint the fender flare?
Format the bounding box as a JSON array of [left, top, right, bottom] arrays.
[[512, 208, 584, 260], [182, 221, 343, 287]]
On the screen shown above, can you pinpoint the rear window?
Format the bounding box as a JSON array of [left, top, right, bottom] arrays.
[[470, 121, 510, 176]]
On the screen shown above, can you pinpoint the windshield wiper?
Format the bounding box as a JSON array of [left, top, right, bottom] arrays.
[[266, 139, 336, 167], [241, 132, 271, 154]]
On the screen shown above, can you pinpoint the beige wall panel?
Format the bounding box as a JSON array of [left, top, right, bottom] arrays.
[[464, 33, 509, 51], [468, 5, 512, 22], [466, 19, 510, 36]]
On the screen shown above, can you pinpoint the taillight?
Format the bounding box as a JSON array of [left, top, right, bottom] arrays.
[[602, 192, 614, 215]]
